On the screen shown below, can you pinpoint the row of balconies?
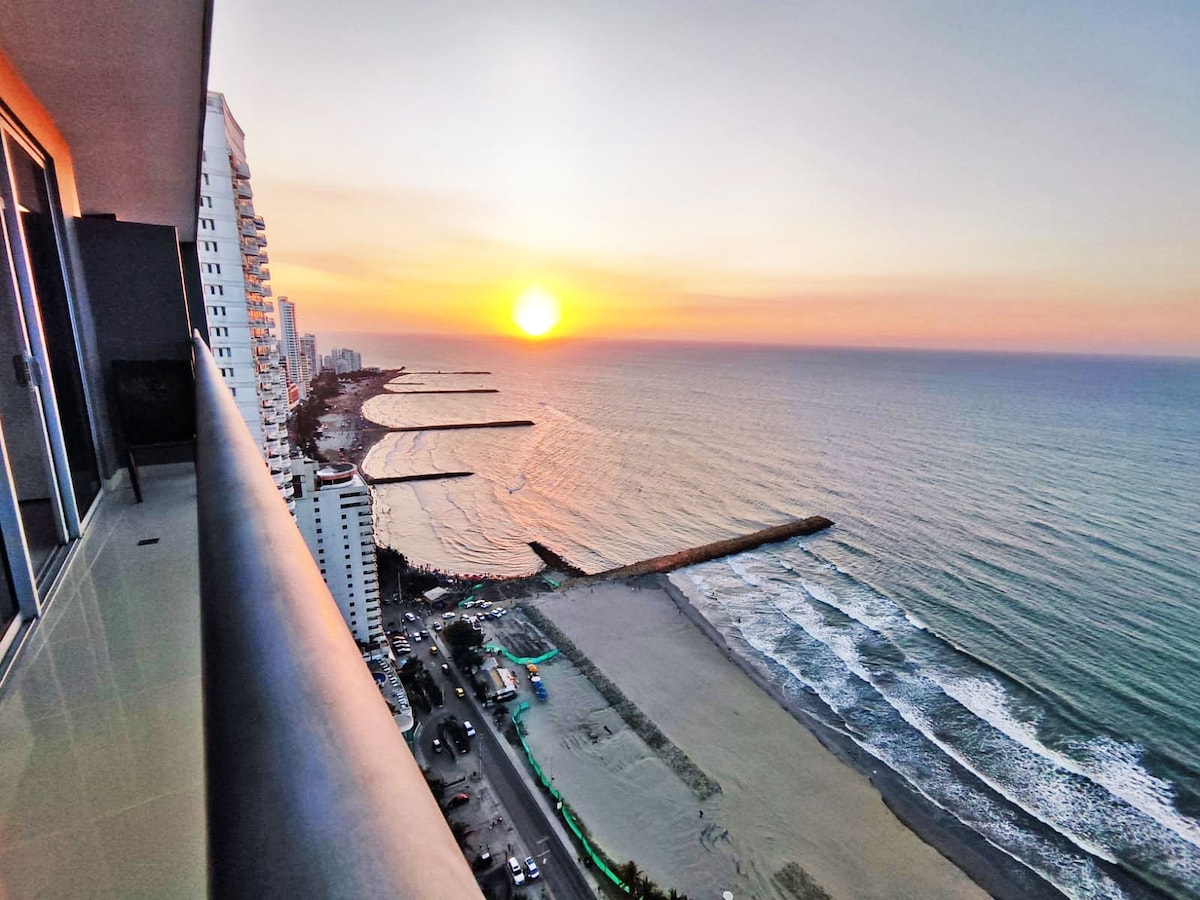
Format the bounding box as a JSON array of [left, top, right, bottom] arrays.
[[236, 181, 253, 199]]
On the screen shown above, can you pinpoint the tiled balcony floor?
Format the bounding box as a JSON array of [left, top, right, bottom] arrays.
[[0, 465, 205, 898]]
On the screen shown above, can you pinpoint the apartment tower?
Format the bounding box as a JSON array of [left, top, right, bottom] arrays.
[[198, 92, 293, 506], [292, 459, 383, 645], [277, 296, 308, 405]]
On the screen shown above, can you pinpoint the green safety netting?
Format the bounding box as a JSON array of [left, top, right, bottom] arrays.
[[485, 644, 559, 666], [511, 703, 629, 893]]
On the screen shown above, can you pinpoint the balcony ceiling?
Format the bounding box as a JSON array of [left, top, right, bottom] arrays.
[[0, 1, 211, 242]]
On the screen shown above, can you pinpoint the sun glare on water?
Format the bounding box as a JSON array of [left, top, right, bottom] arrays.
[[512, 287, 561, 338]]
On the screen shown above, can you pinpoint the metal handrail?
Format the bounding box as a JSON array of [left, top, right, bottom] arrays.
[[192, 333, 483, 898]]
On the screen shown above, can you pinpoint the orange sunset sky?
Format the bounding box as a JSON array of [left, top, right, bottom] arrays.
[[209, 2, 1199, 355]]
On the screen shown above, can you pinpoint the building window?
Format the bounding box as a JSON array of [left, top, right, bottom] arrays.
[[219, 367, 235, 378], [202, 173, 210, 185], [216, 347, 232, 358], [208, 305, 226, 316], [203, 263, 221, 274], [202, 240, 219, 252], [199, 217, 215, 230], [207, 284, 224, 296], [212, 326, 229, 337], [201, 195, 213, 208], [230, 387, 236, 397]]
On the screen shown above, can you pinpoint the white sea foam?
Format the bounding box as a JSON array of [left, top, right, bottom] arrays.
[[731, 553, 1200, 891], [729, 595, 1132, 900]]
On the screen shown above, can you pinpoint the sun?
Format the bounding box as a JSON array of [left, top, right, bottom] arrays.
[[512, 286, 561, 338]]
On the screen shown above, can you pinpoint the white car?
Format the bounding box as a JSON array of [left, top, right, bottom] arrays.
[[404, 612, 417, 622], [463, 721, 476, 737], [507, 856, 525, 886], [442, 611, 456, 620], [523, 856, 540, 880]]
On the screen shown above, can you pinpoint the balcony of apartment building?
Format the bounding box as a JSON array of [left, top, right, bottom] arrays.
[[238, 220, 257, 238], [235, 181, 252, 199], [236, 199, 255, 218], [0, 12, 484, 898]]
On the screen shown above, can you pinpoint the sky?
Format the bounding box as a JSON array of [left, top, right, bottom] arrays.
[[209, 1, 1199, 355]]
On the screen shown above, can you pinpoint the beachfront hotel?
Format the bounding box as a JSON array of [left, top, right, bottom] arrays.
[[0, 4, 479, 897], [292, 458, 384, 645], [198, 92, 293, 507]]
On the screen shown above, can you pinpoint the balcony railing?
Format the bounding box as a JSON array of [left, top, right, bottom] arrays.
[[192, 333, 483, 898]]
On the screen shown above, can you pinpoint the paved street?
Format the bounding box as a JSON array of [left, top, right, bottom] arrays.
[[385, 599, 595, 899]]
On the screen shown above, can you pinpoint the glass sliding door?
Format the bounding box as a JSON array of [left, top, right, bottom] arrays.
[[0, 218, 66, 579], [3, 133, 100, 517]]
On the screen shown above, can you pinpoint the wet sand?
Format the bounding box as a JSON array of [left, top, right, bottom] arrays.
[[532, 581, 990, 900]]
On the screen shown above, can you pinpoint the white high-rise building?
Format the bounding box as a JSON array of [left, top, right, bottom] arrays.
[[300, 333, 319, 384], [277, 296, 308, 405], [198, 92, 293, 507], [292, 459, 382, 645]]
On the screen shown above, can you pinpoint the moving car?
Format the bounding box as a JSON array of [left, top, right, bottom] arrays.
[[404, 611, 417, 622], [455, 687, 466, 699], [429, 644, 439, 656], [523, 856, 540, 880], [447, 792, 470, 809], [463, 721, 476, 737], [507, 857, 526, 886]]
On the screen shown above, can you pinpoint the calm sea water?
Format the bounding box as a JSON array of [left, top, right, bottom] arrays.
[[349, 334, 1200, 898]]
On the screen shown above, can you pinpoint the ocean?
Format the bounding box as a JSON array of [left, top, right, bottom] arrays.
[[346, 334, 1200, 899]]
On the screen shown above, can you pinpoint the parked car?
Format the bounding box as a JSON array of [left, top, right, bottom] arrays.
[[523, 856, 540, 880], [429, 645, 439, 656], [432, 622, 442, 631], [442, 611, 456, 620], [463, 721, 476, 737], [507, 857, 526, 886], [447, 792, 470, 809], [404, 611, 417, 622], [441, 664, 450, 675], [455, 687, 466, 699]]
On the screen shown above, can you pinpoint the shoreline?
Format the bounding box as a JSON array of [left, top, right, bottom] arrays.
[[653, 572, 1063, 900], [345, 369, 1129, 899]]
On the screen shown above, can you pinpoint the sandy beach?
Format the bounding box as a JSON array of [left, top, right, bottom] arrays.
[[530, 580, 989, 900]]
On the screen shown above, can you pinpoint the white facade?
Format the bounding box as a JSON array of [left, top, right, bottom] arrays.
[[324, 347, 363, 374], [300, 333, 319, 382], [198, 92, 293, 507], [292, 459, 382, 644], [277, 297, 308, 404]]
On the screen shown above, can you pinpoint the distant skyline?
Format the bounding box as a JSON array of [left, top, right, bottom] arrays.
[[209, 2, 1199, 355]]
